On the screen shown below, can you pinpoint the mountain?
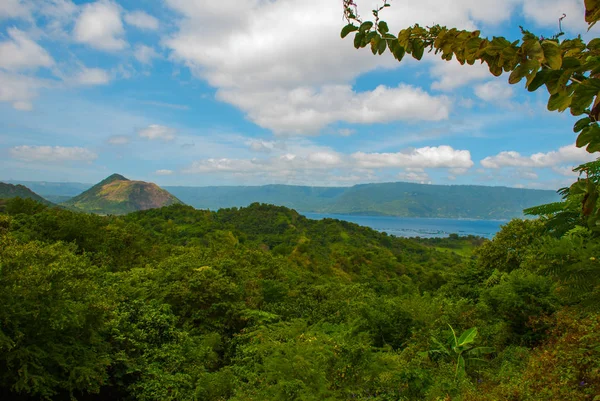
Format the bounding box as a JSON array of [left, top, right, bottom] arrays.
[[164, 182, 561, 220], [4, 180, 91, 204], [62, 174, 183, 215], [0, 182, 53, 205]]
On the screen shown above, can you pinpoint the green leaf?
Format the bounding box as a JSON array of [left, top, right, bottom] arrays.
[[359, 21, 374, 33], [354, 32, 365, 49], [571, 78, 600, 115], [574, 117, 592, 133], [548, 91, 573, 112], [457, 327, 478, 347], [412, 40, 425, 60], [341, 24, 359, 39], [542, 41, 562, 69], [509, 63, 529, 85], [378, 21, 389, 34], [378, 37, 387, 55], [392, 44, 406, 61]]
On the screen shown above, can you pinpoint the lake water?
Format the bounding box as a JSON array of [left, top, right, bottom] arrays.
[[301, 212, 506, 239]]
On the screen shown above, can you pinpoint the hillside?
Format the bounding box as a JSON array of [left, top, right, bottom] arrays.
[[0, 182, 53, 205], [62, 174, 183, 215], [165, 182, 560, 220], [4, 180, 90, 204]]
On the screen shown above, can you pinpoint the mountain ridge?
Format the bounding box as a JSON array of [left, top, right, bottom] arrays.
[[0, 182, 54, 206], [61, 174, 183, 215]]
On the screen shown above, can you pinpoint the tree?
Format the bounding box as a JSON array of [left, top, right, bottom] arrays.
[[341, 0, 600, 152], [342, 0, 600, 232]]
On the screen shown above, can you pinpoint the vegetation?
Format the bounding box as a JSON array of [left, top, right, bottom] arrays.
[[0, 182, 53, 208], [61, 174, 183, 215], [0, 197, 599, 400]]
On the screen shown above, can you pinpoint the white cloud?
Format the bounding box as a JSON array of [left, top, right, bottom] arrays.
[[481, 144, 597, 168], [183, 145, 473, 184], [474, 81, 514, 103], [522, 0, 586, 32], [398, 168, 430, 183], [138, 124, 177, 141], [155, 169, 174, 175], [0, 0, 30, 20], [352, 146, 474, 169], [217, 84, 450, 135], [73, 0, 126, 51], [71, 67, 111, 86], [107, 135, 129, 145], [0, 28, 54, 71], [430, 58, 491, 91], [0, 71, 49, 111], [10, 145, 97, 162], [166, 0, 502, 135], [134, 44, 159, 64], [125, 10, 159, 30]]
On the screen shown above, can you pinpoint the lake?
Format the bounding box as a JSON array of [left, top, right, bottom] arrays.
[[301, 212, 506, 239]]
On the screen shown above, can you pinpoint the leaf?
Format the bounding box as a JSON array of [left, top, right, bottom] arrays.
[[548, 91, 573, 112], [455, 355, 465, 378], [412, 39, 425, 60], [571, 78, 600, 116], [542, 41, 562, 69], [378, 37, 387, 55], [457, 327, 478, 347], [378, 21, 389, 34], [354, 32, 365, 49], [574, 117, 592, 133], [359, 21, 374, 33], [341, 24, 358, 39], [392, 44, 406, 61]]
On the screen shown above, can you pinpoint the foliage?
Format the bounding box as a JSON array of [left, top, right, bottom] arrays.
[[0, 201, 599, 400], [342, 0, 600, 152]]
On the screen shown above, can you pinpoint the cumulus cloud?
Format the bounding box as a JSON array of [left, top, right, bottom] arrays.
[[134, 44, 159, 64], [474, 81, 514, 102], [183, 145, 473, 182], [352, 146, 474, 169], [125, 10, 159, 30], [0, 28, 54, 71], [217, 84, 450, 135], [155, 169, 174, 175], [166, 0, 494, 134], [430, 58, 491, 91], [138, 124, 177, 141], [107, 135, 129, 145], [481, 144, 596, 169], [74, 0, 126, 51], [10, 145, 97, 162]]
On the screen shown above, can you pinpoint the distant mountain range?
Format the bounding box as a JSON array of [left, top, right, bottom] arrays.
[[61, 174, 183, 215], [3, 178, 560, 220], [0, 182, 53, 206], [163, 183, 560, 220]]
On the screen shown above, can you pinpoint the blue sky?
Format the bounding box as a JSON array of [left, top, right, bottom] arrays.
[[0, 0, 598, 189]]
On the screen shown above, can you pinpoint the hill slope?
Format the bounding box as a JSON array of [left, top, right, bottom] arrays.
[[62, 174, 183, 214], [165, 182, 560, 220], [0, 182, 53, 205]]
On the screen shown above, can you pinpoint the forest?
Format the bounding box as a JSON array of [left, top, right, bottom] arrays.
[[1, 195, 599, 400]]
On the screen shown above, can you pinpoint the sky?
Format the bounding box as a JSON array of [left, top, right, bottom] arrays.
[[0, 0, 598, 189]]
